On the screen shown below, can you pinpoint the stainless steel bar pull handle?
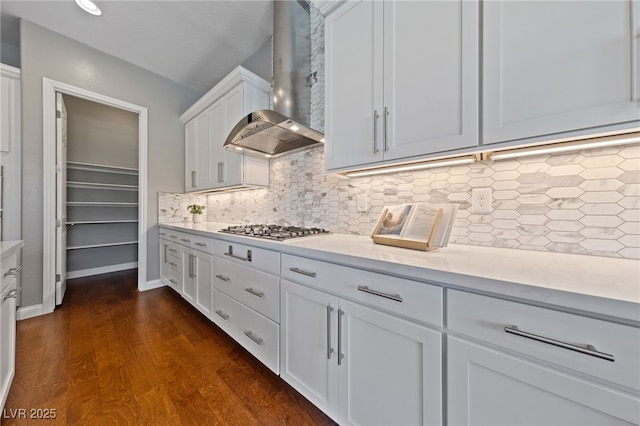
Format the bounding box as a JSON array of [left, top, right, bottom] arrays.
[[215, 274, 230, 282], [337, 309, 345, 366], [245, 288, 264, 298], [3, 287, 22, 301], [168, 248, 177, 254], [244, 331, 263, 346], [195, 242, 206, 247], [220, 162, 225, 183], [191, 171, 196, 188], [180, 238, 190, 243], [3, 266, 22, 277], [357, 285, 403, 303], [225, 246, 252, 262], [327, 305, 334, 360], [159, 232, 166, 236], [169, 279, 177, 285], [289, 267, 317, 278], [168, 262, 177, 268], [504, 325, 615, 362], [383, 106, 390, 152], [373, 109, 379, 154], [163, 245, 167, 263], [215, 310, 230, 321]]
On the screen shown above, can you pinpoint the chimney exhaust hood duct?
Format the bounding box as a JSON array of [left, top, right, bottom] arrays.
[[224, 0, 324, 158]]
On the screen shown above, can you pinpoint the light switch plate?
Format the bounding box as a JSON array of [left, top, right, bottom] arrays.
[[356, 195, 368, 212]]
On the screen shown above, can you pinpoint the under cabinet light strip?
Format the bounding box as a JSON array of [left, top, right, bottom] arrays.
[[489, 133, 640, 160], [344, 156, 476, 178]]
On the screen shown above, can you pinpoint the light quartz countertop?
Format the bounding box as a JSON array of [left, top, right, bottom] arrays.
[[160, 222, 640, 324], [0, 240, 23, 260]]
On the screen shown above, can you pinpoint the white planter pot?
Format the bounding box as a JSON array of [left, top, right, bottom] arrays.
[[193, 214, 203, 223]]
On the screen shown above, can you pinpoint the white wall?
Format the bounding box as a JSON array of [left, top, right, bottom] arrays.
[[20, 20, 202, 307]]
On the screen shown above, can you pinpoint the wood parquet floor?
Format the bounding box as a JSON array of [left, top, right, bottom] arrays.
[[3, 270, 336, 425]]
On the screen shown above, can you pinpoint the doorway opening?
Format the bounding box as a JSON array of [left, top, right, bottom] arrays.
[[43, 79, 148, 313]]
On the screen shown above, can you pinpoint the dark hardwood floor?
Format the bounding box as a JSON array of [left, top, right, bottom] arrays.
[[3, 270, 335, 425]]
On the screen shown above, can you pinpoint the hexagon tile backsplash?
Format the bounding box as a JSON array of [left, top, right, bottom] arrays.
[[159, 144, 640, 260]]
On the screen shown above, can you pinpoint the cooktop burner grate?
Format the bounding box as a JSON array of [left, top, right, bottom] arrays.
[[219, 224, 329, 241]]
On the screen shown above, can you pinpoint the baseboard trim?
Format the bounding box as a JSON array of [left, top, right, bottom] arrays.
[[17, 304, 46, 321], [67, 262, 138, 280], [142, 279, 166, 291]]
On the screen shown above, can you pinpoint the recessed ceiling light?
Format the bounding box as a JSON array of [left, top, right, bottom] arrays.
[[75, 0, 102, 16]]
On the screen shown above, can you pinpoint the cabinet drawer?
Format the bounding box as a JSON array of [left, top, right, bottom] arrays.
[[187, 234, 214, 254], [164, 241, 182, 260], [212, 289, 279, 374], [161, 228, 184, 242], [447, 289, 640, 391], [1, 252, 18, 291], [214, 240, 280, 276], [281, 254, 442, 327], [213, 257, 280, 322], [166, 254, 182, 273]]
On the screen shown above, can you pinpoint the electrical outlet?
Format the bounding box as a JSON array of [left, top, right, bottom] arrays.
[[472, 188, 492, 214], [356, 194, 368, 212]]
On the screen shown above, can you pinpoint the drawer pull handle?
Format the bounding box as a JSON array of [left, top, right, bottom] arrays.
[[290, 267, 317, 278], [215, 274, 230, 282], [3, 266, 22, 277], [180, 238, 190, 243], [225, 246, 252, 262], [357, 285, 403, 303], [168, 248, 177, 253], [169, 279, 177, 285], [504, 325, 615, 362], [215, 310, 230, 321], [245, 288, 264, 298], [169, 262, 177, 268], [244, 331, 263, 346], [195, 242, 207, 247], [3, 287, 22, 301], [159, 232, 166, 236]]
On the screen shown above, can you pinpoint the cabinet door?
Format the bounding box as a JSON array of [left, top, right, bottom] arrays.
[[383, 0, 478, 159], [338, 299, 442, 426], [207, 100, 226, 189], [221, 84, 245, 186], [483, 0, 640, 144], [325, 0, 384, 170], [184, 120, 197, 192], [448, 336, 640, 425], [181, 248, 196, 305], [0, 280, 17, 410], [195, 111, 210, 190], [193, 250, 213, 319], [280, 280, 340, 421]]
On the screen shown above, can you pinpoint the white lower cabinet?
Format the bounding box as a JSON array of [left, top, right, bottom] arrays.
[[280, 279, 442, 426], [182, 248, 213, 319], [447, 289, 640, 426], [0, 252, 19, 412], [448, 337, 640, 426]]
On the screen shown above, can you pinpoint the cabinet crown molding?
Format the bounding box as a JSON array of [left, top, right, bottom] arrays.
[[180, 65, 271, 123]]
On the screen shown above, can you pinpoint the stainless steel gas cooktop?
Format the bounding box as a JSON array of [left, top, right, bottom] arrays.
[[219, 224, 329, 241]]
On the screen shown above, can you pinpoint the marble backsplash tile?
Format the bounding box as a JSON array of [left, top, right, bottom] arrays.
[[158, 144, 640, 260]]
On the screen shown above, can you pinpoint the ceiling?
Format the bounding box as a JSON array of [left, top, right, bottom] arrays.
[[0, 0, 274, 92]]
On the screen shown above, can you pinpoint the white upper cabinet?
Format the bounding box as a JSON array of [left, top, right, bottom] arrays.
[[324, 0, 479, 171], [181, 66, 271, 193], [483, 0, 640, 145]]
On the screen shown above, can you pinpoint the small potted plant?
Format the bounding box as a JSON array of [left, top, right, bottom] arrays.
[[187, 204, 206, 223]]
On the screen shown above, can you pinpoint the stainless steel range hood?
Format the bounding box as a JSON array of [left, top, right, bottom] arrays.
[[224, 0, 324, 158]]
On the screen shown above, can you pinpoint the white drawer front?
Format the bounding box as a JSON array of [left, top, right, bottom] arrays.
[[281, 254, 442, 327], [214, 240, 280, 276], [212, 289, 279, 374], [214, 257, 280, 322], [1, 252, 18, 291], [162, 228, 185, 243], [166, 254, 182, 273], [165, 241, 182, 260], [447, 289, 640, 391], [187, 234, 214, 254]]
